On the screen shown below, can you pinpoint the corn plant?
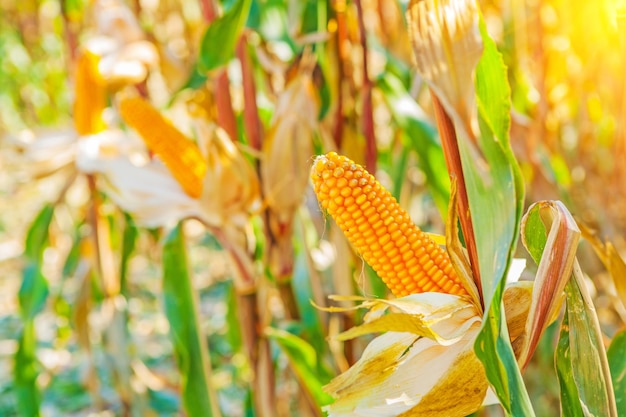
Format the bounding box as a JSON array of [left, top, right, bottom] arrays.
[[2, 0, 626, 416]]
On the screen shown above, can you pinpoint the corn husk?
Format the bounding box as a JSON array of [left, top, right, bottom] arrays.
[[321, 262, 533, 417], [261, 56, 319, 282], [406, 0, 483, 139], [262, 59, 319, 232], [4, 129, 77, 180], [77, 130, 203, 228], [198, 123, 261, 229], [85, 0, 158, 88], [323, 295, 486, 417]]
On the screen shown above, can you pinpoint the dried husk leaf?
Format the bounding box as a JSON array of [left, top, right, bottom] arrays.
[[406, 0, 483, 138], [85, 0, 157, 89], [397, 346, 486, 417], [324, 322, 486, 417], [199, 123, 260, 229], [5, 129, 77, 180], [333, 293, 481, 345], [262, 61, 319, 229], [97, 40, 158, 87], [502, 281, 533, 357], [77, 131, 202, 227], [579, 224, 626, 311], [445, 179, 481, 308], [92, 0, 144, 45], [262, 57, 319, 282]]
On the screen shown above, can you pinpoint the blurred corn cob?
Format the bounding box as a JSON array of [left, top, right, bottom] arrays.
[[311, 152, 467, 297], [74, 51, 107, 135], [119, 96, 207, 199]]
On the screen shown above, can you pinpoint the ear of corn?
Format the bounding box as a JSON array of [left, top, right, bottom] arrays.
[[74, 51, 107, 135], [311, 152, 467, 297], [119, 96, 207, 199]]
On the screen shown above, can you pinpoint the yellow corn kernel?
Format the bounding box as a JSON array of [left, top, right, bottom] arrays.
[[311, 152, 467, 297], [74, 51, 107, 135], [119, 96, 207, 198]]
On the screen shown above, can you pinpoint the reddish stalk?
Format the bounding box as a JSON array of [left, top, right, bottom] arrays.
[[59, 0, 78, 66], [332, 0, 349, 149], [236, 36, 263, 151], [430, 92, 483, 307], [237, 33, 300, 320], [198, 0, 239, 142], [354, 0, 377, 173], [215, 72, 239, 141], [198, 0, 216, 20]]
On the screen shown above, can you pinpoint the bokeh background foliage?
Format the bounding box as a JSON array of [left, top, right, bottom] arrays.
[[0, 0, 625, 416]]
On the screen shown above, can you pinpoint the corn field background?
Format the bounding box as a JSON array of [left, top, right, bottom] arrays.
[[1, 0, 625, 416]]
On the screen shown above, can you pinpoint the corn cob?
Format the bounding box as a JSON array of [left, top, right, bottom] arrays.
[[119, 96, 207, 199], [74, 51, 107, 136], [311, 152, 467, 297]]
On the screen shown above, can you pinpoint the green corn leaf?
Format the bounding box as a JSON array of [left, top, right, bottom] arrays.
[[559, 272, 617, 416], [62, 226, 82, 279], [199, 0, 252, 72], [19, 264, 49, 322], [224, 280, 243, 352], [607, 328, 626, 415], [14, 204, 56, 417], [555, 308, 585, 417], [467, 17, 531, 417], [265, 327, 334, 408], [292, 244, 326, 355], [120, 213, 138, 294], [24, 203, 54, 262], [162, 223, 220, 417], [377, 74, 450, 217], [14, 320, 40, 417]]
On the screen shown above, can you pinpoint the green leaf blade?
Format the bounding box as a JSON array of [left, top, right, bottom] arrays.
[[199, 0, 252, 72], [469, 16, 531, 416], [562, 277, 615, 416], [14, 321, 41, 417], [162, 223, 220, 417], [265, 327, 333, 408], [378, 74, 450, 217], [608, 329, 626, 415]]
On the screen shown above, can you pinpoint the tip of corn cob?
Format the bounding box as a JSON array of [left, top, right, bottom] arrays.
[[119, 96, 207, 199], [311, 152, 467, 297]]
